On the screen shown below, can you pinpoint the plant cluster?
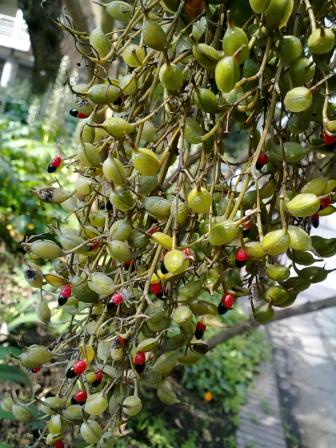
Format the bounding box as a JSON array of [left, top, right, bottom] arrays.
[[2, 0, 336, 446]]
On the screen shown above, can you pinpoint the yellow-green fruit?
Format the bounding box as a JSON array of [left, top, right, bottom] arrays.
[[184, 117, 202, 144], [193, 88, 218, 113], [159, 63, 183, 91], [75, 177, 92, 196], [164, 250, 188, 273], [48, 414, 62, 434], [89, 27, 111, 59], [88, 272, 114, 295], [28, 240, 63, 260], [84, 393, 108, 416], [326, 121, 336, 133], [144, 197, 172, 219], [245, 241, 266, 259], [222, 24, 249, 64], [80, 420, 103, 444], [208, 220, 239, 246], [103, 156, 126, 185], [120, 74, 138, 96], [265, 286, 289, 306], [301, 178, 328, 196], [23, 263, 43, 288], [187, 187, 212, 214], [151, 232, 173, 250], [122, 44, 146, 67], [87, 83, 120, 105], [215, 57, 240, 93], [78, 143, 102, 168], [261, 229, 290, 256], [12, 404, 33, 422], [133, 148, 160, 176], [143, 20, 166, 51], [141, 121, 156, 143], [264, 0, 293, 29], [59, 231, 85, 252], [1, 396, 14, 413], [103, 117, 133, 139], [308, 28, 335, 54], [89, 210, 106, 227], [136, 337, 158, 352], [279, 35, 302, 62], [63, 405, 83, 422], [138, 175, 158, 196], [37, 298, 51, 323], [288, 225, 311, 251], [20, 345, 52, 368], [123, 396, 142, 416], [106, 1, 133, 22], [286, 193, 320, 217], [266, 264, 290, 281], [40, 397, 65, 415], [110, 220, 132, 241], [171, 200, 189, 224], [253, 304, 274, 323], [192, 43, 222, 71], [289, 58, 316, 86], [172, 305, 192, 325], [284, 87, 312, 113], [107, 240, 132, 262], [157, 382, 178, 405], [72, 275, 98, 303], [110, 188, 135, 212], [153, 351, 179, 375], [249, 0, 270, 13], [178, 280, 202, 302]]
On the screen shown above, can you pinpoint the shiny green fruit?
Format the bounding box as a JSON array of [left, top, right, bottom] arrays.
[[103, 117, 133, 139], [84, 393, 108, 415], [28, 240, 63, 260], [208, 220, 239, 246], [89, 27, 111, 59], [88, 272, 114, 295], [253, 304, 274, 323], [107, 240, 132, 262], [249, 0, 270, 13], [187, 187, 212, 214], [123, 396, 142, 416], [133, 148, 160, 176], [264, 0, 293, 29], [159, 63, 183, 91], [164, 250, 189, 274], [266, 264, 290, 281], [72, 275, 99, 303], [87, 83, 120, 105], [80, 420, 103, 444], [288, 225, 311, 251], [106, 1, 133, 22], [286, 193, 320, 217], [262, 229, 290, 256], [103, 155, 126, 185], [245, 241, 266, 259], [120, 73, 138, 96], [279, 35, 302, 62], [215, 56, 240, 93], [289, 58, 316, 85], [122, 44, 146, 67], [301, 178, 328, 196], [20, 345, 52, 368], [222, 24, 249, 64], [193, 88, 218, 113], [78, 143, 102, 167], [308, 28, 335, 54], [12, 404, 33, 422], [284, 87, 312, 113], [144, 197, 172, 219], [192, 43, 222, 71], [110, 188, 135, 211], [265, 286, 289, 306], [143, 20, 167, 51], [110, 220, 132, 241], [184, 117, 202, 144]]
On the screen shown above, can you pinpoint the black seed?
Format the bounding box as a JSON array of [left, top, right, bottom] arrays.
[[160, 262, 168, 274], [256, 162, 263, 171], [106, 300, 116, 310], [69, 109, 78, 117], [235, 259, 246, 268], [66, 368, 76, 379], [47, 164, 57, 173], [312, 218, 319, 228], [135, 363, 145, 374], [58, 296, 67, 306], [71, 397, 77, 405], [195, 329, 204, 340], [242, 228, 250, 238], [217, 303, 228, 315], [92, 379, 102, 387]]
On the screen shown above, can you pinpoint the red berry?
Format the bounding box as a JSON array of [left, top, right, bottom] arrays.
[[323, 133, 336, 149], [182, 248, 192, 258], [124, 258, 135, 270], [72, 390, 87, 404], [196, 322, 206, 332], [115, 336, 126, 347], [95, 370, 103, 382], [31, 367, 41, 373], [69, 109, 88, 119], [311, 213, 319, 228], [256, 152, 268, 170], [54, 441, 64, 448], [60, 284, 72, 299], [150, 282, 162, 295], [72, 360, 87, 376], [134, 351, 146, 365], [47, 156, 62, 173], [319, 197, 331, 210], [235, 247, 249, 267], [107, 292, 124, 310], [222, 294, 235, 309]]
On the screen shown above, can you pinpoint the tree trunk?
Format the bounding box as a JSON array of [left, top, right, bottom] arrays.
[[17, 0, 63, 94]]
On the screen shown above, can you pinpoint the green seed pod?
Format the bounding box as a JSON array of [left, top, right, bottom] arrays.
[[37, 298, 51, 323], [110, 188, 135, 212], [123, 396, 142, 416], [286, 193, 320, 217], [63, 405, 83, 422], [179, 351, 202, 365], [133, 148, 160, 176], [129, 229, 149, 248], [141, 121, 156, 143], [266, 264, 290, 281], [178, 280, 202, 302], [288, 225, 311, 251], [1, 396, 14, 413], [72, 275, 99, 303], [262, 229, 290, 256], [270, 142, 310, 164], [78, 143, 102, 168], [289, 58, 316, 85], [20, 345, 52, 368], [107, 240, 132, 262], [171, 200, 189, 224], [326, 121, 336, 133], [143, 19, 167, 51], [184, 117, 202, 144], [103, 155, 126, 185], [265, 286, 289, 306], [189, 300, 218, 316], [162, 334, 186, 351], [215, 56, 240, 93], [249, 0, 271, 13], [159, 63, 183, 91], [87, 83, 120, 105], [89, 27, 111, 59], [284, 87, 312, 113], [84, 393, 108, 416], [279, 35, 302, 62], [59, 231, 85, 253], [122, 44, 146, 67], [12, 404, 33, 422], [110, 220, 132, 241], [187, 187, 212, 214], [208, 220, 239, 246], [164, 250, 189, 274], [120, 73, 138, 96], [157, 381, 178, 405], [192, 43, 222, 71], [193, 88, 218, 113], [89, 210, 106, 227], [80, 420, 103, 444], [245, 241, 266, 259], [103, 117, 133, 139], [151, 232, 173, 250], [106, 1, 133, 22], [308, 28, 335, 54], [253, 304, 274, 323], [136, 337, 159, 352], [222, 23, 249, 64], [172, 305, 192, 325], [40, 397, 65, 416], [138, 175, 158, 196], [147, 316, 171, 332], [144, 197, 172, 219], [24, 263, 43, 288], [75, 177, 92, 197], [301, 178, 328, 196], [48, 414, 62, 434], [33, 187, 72, 204], [264, 0, 293, 29], [88, 272, 114, 295], [153, 351, 180, 375]]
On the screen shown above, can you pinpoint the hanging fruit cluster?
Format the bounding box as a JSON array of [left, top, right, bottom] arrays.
[[5, 0, 336, 445]]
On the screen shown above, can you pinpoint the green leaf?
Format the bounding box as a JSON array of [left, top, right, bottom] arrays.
[[0, 409, 16, 421], [0, 365, 31, 387], [8, 312, 39, 330], [0, 345, 22, 359]]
